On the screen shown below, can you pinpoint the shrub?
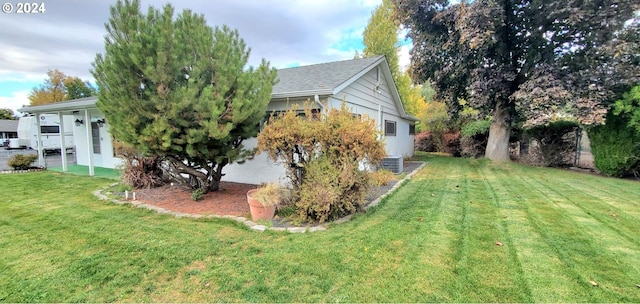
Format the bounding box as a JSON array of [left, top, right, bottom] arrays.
[[443, 131, 461, 157], [414, 131, 439, 152], [297, 157, 369, 223], [115, 141, 166, 189], [369, 169, 397, 187], [589, 112, 640, 177], [524, 120, 579, 167], [419, 101, 449, 148], [7, 154, 38, 170], [258, 102, 386, 223], [459, 119, 490, 157], [461, 119, 491, 138], [190, 189, 204, 201], [460, 135, 487, 158]]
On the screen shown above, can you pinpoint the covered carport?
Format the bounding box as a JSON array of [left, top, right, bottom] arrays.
[[18, 97, 100, 176]]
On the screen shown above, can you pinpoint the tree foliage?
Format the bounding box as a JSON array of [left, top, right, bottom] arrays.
[[257, 103, 386, 223], [613, 85, 640, 136], [362, 0, 425, 117], [92, 0, 277, 192], [28, 69, 96, 105], [394, 0, 640, 161], [0, 108, 17, 120], [589, 111, 640, 177]]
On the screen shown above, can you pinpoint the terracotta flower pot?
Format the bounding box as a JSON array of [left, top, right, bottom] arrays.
[[246, 189, 276, 221]]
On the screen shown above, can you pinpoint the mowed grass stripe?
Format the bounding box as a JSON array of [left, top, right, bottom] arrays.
[[496, 164, 640, 302], [353, 160, 464, 301], [409, 157, 531, 302], [2, 155, 640, 302], [485, 164, 605, 301], [545, 173, 640, 242]]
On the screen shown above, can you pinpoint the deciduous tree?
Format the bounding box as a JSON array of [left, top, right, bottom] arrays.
[[92, 0, 277, 193], [362, 0, 425, 117], [28, 69, 96, 105], [0, 108, 17, 120], [395, 0, 640, 161]]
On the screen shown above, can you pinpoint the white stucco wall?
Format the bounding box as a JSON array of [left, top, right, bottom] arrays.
[[221, 138, 288, 185], [72, 109, 123, 169]]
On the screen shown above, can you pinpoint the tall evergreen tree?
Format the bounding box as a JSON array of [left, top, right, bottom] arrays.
[[395, 0, 640, 161], [363, 0, 401, 77], [362, 0, 425, 117], [92, 0, 277, 192]]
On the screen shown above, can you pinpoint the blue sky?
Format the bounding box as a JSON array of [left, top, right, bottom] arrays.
[[0, 0, 411, 115]]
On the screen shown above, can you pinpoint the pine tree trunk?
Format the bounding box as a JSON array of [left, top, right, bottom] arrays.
[[485, 103, 511, 162], [207, 159, 228, 192]]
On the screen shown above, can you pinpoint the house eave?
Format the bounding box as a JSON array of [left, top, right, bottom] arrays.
[[18, 97, 99, 114], [271, 89, 333, 99], [403, 114, 420, 122]]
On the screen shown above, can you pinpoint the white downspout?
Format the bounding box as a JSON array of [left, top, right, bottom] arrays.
[[314, 94, 324, 111], [378, 104, 383, 140]]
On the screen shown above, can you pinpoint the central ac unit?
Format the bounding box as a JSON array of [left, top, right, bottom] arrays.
[[381, 155, 403, 174]]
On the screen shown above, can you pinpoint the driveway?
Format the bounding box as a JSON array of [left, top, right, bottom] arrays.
[[0, 148, 77, 171]]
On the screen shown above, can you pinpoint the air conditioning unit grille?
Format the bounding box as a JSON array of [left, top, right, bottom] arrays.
[[381, 156, 403, 174]]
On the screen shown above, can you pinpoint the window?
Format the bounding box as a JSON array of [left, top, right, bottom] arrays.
[[385, 120, 396, 136], [260, 109, 321, 131], [409, 123, 416, 135], [40, 126, 60, 134], [91, 122, 101, 154]]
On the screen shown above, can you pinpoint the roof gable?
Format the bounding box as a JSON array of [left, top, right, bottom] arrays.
[[272, 55, 384, 98]]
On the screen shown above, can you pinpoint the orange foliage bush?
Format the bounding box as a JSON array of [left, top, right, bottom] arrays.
[[257, 103, 386, 222]]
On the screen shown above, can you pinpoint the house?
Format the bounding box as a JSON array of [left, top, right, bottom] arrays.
[[0, 120, 19, 146], [18, 55, 417, 180], [224, 55, 417, 184]]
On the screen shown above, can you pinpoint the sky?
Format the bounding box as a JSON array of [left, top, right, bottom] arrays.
[[0, 0, 411, 115]]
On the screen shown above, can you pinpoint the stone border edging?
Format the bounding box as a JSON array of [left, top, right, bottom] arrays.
[[93, 161, 427, 233], [0, 168, 46, 174]]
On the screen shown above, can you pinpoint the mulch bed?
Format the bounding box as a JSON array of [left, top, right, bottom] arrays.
[[134, 182, 258, 217], [133, 161, 425, 218]]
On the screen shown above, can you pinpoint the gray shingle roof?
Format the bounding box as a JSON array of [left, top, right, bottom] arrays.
[[272, 55, 384, 96], [0, 120, 18, 132]]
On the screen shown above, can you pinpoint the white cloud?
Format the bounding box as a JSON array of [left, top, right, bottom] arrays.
[[0, 0, 383, 100], [398, 44, 411, 73], [0, 90, 31, 114]]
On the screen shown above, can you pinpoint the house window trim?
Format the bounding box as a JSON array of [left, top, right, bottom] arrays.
[[385, 120, 396, 136], [409, 123, 416, 135]]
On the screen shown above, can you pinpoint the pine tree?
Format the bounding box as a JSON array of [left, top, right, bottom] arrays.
[[92, 0, 277, 192]]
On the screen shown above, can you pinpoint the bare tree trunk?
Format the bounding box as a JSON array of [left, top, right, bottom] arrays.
[[485, 103, 511, 162]]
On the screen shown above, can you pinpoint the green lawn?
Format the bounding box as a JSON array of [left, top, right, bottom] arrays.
[[1, 154, 639, 302]]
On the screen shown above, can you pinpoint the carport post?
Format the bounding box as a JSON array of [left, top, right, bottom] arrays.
[[84, 109, 95, 176], [58, 112, 68, 172], [35, 114, 44, 167]]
